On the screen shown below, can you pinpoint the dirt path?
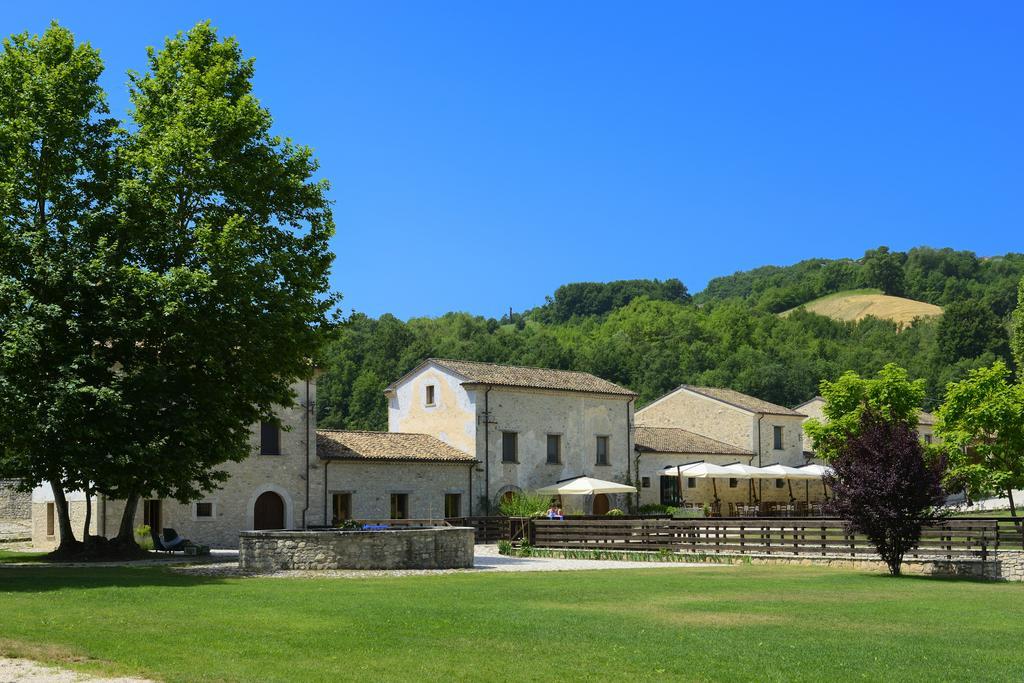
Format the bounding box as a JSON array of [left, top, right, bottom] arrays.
[[0, 657, 152, 683]]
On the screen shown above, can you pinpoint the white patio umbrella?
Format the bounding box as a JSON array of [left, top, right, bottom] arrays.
[[536, 476, 637, 496], [796, 464, 833, 478], [662, 462, 734, 507], [795, 463, 835, 504], [722, 462, 768, 503], [761, 463, 817, 504]]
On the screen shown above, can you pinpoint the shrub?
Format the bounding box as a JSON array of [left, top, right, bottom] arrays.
[[497, 539, 513, 555], [335, 519, 362, 531], [638, 504, 676, 515], [498, 491, 550, 517], [134, 524, 154, 551], [517, 542, 533, 557], [606, 508, 624, 516]]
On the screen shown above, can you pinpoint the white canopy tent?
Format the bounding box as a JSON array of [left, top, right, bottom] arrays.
[[659, 461, 833, 510]]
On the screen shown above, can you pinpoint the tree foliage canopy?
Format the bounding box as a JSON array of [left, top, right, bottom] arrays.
[[803, 364, 927, 462], [0, 22, 336, 551], [936, 361, 1024, 515], [826, 410, 947, 575]]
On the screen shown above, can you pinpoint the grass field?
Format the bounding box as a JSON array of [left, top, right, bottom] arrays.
[[0, 558, 1022, 682], [782, 289, 943, 326]]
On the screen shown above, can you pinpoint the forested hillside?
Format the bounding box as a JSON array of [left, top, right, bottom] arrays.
[[316, 247, 1024, 431]]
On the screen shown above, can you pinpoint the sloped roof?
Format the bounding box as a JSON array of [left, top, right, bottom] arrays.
[[634, 426, 751, 456], [793, 396, 825, 411], [317, 431, 475, 463], [678, 386, 804, 416], [795, 397, 937, 426], [387, 358, 636, 397]]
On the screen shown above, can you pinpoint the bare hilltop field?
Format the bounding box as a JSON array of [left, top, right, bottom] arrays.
[[782, 288, 943, 327]]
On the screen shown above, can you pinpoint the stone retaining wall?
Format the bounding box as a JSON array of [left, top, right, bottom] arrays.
[[0, 480, 30, 521], [239, 527, 475, 571], [742, 553, 1024, 580]]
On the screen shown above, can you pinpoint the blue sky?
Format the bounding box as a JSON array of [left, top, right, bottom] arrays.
[[4, 2, 1023, 319]]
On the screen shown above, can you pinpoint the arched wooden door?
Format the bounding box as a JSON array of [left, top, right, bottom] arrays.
[[254, 491, 285, 530], [592, 494, 610, 516]]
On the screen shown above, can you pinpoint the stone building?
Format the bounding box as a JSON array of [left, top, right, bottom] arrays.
[[634, 385, 817, 512], [317, 430, 476, 522], [386, 359, 636, 515], [32, 377, 325, 549]]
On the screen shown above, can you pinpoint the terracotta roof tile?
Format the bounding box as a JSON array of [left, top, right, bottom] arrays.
[[317, 431, 475, 462], [389, 358, 636, 397], [679, 386, 804, 416], [634, 426, 751, 455]]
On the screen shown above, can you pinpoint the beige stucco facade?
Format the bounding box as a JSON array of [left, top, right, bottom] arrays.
[[388, 363, 477, 454]]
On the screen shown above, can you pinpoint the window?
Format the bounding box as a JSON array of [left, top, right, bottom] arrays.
[[195, 502, 214, 518], [773, 426, 784, 450], [659, 477, 680, 506], [546, 434, 561, 464], [46, 502, 55, 536], [924, 434, 933, 444], [425, 384, 436, 406], [775, 479, 785, 489], [728, 478, 738, 489], [641, 477, 651, 488], [444, 493, 462, 518], [143, 499, 161, 532], [261, 421, 281, 455], [390, 493, 409, 520], [502, 431, 518, 463], [595, 436, 610, 466], [687, 477, 697, 489], [332, 493, 352, 523]]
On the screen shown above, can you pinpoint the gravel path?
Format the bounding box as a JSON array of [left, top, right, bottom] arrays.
[[173, 544, 724, 578], [0, 657, 151, 683]]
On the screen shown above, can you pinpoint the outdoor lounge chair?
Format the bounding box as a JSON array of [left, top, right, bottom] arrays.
[[150, 527, 187, 553]]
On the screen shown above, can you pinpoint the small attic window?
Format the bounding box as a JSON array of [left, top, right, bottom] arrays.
[[425, 385, 436, 407]]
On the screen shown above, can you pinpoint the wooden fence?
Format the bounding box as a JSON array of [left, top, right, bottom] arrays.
[[530, 517, 1021, 560]]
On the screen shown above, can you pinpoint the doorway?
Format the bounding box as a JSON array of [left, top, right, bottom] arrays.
[[254, 491, 285, 530], [592, 493, 610, 515]]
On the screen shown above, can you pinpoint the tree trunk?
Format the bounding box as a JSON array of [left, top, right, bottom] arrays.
[[1007, 487, 1018, 520], [50, 480, 79, 554], [115, 492, 140, 549], [82, 487, 92, 542]]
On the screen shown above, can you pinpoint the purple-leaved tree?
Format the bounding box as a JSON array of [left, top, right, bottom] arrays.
[[826, 409, 947, 575]]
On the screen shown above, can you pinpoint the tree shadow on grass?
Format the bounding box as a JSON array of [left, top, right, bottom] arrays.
[[0, 563, 233, 592]]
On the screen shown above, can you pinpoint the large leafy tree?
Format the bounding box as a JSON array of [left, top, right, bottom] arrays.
[[0, 24, 121, 553], [1011, 276, 1024, 375], [862, 246, 906, 296], [936, 299, 1008, 363], [804, 364, 926, 461], [827, 410, 946, 576], [937, 361, 1024, 519], [97, 22, 337, 545]]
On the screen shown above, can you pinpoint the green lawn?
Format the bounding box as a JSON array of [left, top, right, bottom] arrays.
[[951, 509, 1019, 518], [0, 559, 1022, 682]]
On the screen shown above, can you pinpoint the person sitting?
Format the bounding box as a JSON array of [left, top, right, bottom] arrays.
[[546, 502, 559, 519]]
